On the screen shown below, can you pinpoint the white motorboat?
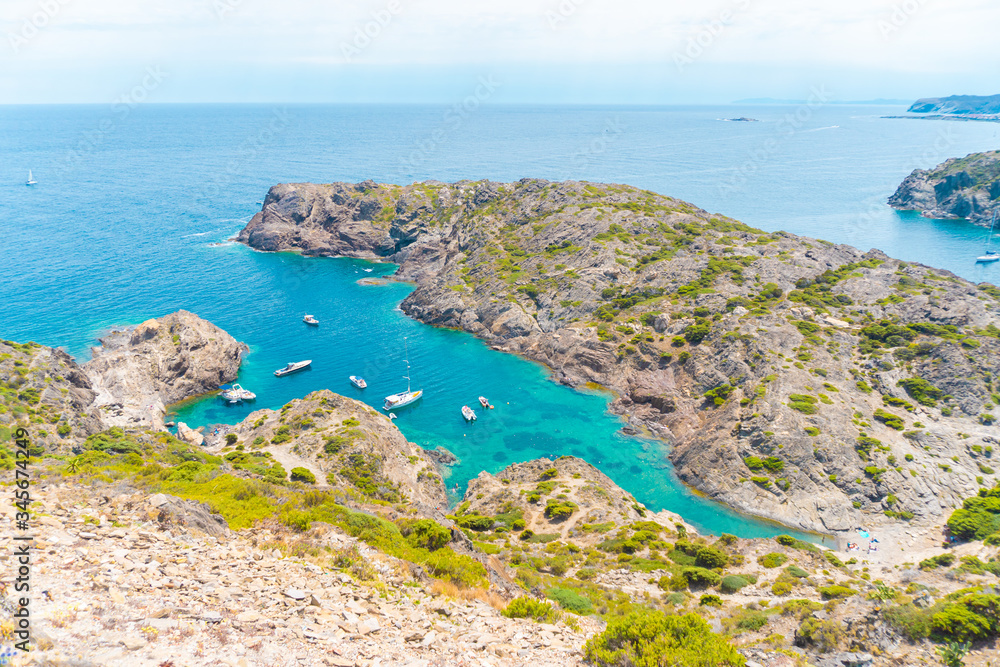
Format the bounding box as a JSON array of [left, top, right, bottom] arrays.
[[303, 314, 319, 325], [384, 338, 422, 411], [26, 170, 37, 186], [220, 383, 256, 403], [350, 375, 367, 389], [478, 396, 493, 410], [976, 211, 1000, 263], [462, 405, 477, 422], [274, 360, 312, 377]]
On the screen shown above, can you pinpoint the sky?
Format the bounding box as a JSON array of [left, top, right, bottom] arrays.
[[0, 0, 998, 104]]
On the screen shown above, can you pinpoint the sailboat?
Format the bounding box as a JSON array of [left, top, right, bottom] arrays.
[[25, 170, 37, 186], [976, 210, 1000, 263], [383, 339, 423, 410]]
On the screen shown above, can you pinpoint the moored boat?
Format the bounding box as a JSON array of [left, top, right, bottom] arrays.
[[350, 375, 367, 389], [274, 360, 312, 377], [303, 314, 319, 325], [385, 389, 423, 410], [478, 396, 493, 410], [383, 338, 422, 411], [976, 211, 1000, 263], [220, 383, 256, 403], [462, 405, 477, 421]]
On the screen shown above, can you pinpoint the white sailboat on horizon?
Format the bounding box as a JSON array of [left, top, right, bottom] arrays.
[[976, 210, 1000, 263], [384, 338, 423, 411], [25, 170, 37, 186]]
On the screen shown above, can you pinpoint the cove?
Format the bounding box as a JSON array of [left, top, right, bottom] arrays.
[[172, 245, 819, 541]]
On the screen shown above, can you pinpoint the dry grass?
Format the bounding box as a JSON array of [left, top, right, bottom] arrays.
[[429, 579, 506, 610]]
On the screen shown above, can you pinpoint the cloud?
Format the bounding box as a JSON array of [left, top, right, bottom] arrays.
[[1, 0, 998, 102]]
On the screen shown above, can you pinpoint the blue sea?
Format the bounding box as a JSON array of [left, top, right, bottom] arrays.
[[2, 103, 998, 539]]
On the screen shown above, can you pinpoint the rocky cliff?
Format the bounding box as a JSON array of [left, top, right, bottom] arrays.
[[238, 179, 1000, 536], [83, 310, 248, 430], [889, 150, 1000, 227]]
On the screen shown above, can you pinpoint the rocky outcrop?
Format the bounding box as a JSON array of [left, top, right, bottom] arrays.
[[221, 390, 449, 512], [908, 95, 1000, 115], [462, 456, 691, 544], [239, 179, 1000, 536], [0, 339, 105, 453], [83, 310, 247, 430], [889, 150, 1000, 227]]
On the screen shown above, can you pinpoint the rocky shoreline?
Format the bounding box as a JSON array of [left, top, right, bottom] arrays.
[[236, 179, 1000, 537], [4, 304, 1000, 665]]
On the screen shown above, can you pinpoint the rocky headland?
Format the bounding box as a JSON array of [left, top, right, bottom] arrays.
[[237, 179, 1000, 537], [889, 150, 1000, 227], [83, 310, 247, 431]]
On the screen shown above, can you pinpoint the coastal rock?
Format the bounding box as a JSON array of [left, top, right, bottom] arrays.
[[0, 340, 105, 453], [83, 310, 247, 430], [462, 456, 692, 543], [239, 179, 1000, 535], [888, 149, 1000, 227], [218, 390, 449, 511]]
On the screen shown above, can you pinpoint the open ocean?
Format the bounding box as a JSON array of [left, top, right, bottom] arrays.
[[2, 103, 998, 538]]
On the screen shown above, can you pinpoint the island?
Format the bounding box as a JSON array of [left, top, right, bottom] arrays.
[[885, 94, 1000, 122], [889, 149, 1000, 227]]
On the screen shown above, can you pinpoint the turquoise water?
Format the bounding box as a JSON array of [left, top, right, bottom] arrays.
[[3, 103, 999, 539]]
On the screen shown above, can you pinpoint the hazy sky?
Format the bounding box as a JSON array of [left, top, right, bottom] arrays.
[[1, 0, 997, 104]]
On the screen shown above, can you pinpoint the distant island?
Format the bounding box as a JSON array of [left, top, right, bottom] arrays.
[[732, 97, 910, 105], [885, 94, 1000, 122], [722, 117, 760, 122]]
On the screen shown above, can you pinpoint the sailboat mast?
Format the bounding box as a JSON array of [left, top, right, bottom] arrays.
[[404, 338, 411, 392]]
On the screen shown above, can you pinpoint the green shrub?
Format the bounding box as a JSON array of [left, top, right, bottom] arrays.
[[757, 552, 788, 568], [897, 378, 944, 407], [540, 467, 558, 480], [695, 546, 729, 569], [946, 484, 1000, 540], [787, 565, 809, 578], [818, 585, 855, 600], [502, 597, 559, 622], [918, 553, 957, 570], [734, 609, 769, 632], [547, 587, 593, 614], [682, 567, 722, 588], [456, 514, 495, 531], [400, 519, 451, 551], [796, 617, 844, 652], [720, 575, 750, 593], [700, 594, 723, 607], [771, 580, 793, 596], [225, 433, 238, 446], [874, 409, 905, 430], [583, 611, 746, 667], [789, 401, 819, 415], [544, 499, 578, 521], [883, 603, 934, 641], [931, 594, 1000, 641], [289, 467, 316, 484]]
